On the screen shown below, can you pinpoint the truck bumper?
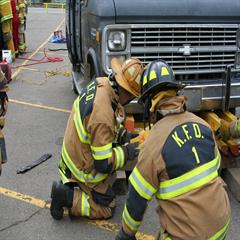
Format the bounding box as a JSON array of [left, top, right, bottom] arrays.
[[125, 81, 240, 114], [182, 82, 240, 112]]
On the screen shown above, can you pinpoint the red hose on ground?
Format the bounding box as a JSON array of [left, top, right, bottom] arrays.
[[11, 49, 64, 69]]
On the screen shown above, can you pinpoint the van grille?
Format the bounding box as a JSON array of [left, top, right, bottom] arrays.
[[130, 24, 239, 79]]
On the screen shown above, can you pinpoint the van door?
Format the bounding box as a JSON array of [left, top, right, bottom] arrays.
[[66, 0, 80, 65], [74, 0, 82, 63]]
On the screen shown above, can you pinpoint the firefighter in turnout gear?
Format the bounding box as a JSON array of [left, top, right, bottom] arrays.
[[116, 60, 231, 240], [50, 58, 144, 220], [0, 0, 15, 60], [0, 70, 9, 175]]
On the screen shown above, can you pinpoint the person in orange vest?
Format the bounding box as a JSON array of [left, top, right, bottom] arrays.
[[0, 70, 9, 175], [0, 0, 15, 61], [50, 58, 144, 220], [116, 60, 231, 240]]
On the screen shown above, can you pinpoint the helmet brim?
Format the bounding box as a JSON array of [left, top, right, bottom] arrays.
[[138, 81, 185, 104]]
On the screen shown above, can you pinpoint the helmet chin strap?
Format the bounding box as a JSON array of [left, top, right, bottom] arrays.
[[143, 95, 152, 130], [109, 73, 119, 95]]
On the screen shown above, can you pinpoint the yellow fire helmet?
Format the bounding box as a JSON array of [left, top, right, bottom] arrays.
[[111, 57, 144, 97]]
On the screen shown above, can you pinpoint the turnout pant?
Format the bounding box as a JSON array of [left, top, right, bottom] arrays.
[[70, 182, 116, 220]]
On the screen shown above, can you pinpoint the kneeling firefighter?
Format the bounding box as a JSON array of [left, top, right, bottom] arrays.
[[50, 58, 144, 220], [116, 60, 231, 240], [0, 70, 9, 175]]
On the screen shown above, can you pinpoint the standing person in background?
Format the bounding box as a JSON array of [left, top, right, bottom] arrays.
[[116, 60, 231, 240], [0, 0, 15, 61], [50, 58, 144, 221], [0, 70, 9, 175], [16, 0, 27, 53]]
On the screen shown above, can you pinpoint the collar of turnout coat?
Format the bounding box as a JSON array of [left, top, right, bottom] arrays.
[[155, 95, 187, 117]]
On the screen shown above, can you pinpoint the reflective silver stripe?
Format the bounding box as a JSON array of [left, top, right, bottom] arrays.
[[62, 143, 108, 183], [74, 98, 91, 144], [157, 157, 219, 197], [113, 147, 125, 169], [81, 191, 90, 217], [91, 146, 113, 160], [122, 205, 141, 232], [129, 167, 157, 200]]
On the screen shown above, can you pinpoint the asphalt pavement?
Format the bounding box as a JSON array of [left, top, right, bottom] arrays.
[[0, 7, 239, 240]]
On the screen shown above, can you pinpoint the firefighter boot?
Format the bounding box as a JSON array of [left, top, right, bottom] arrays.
[[50, 181, 73, 220]]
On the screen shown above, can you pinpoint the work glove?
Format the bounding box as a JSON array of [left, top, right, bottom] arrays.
[[122, 142, 140, 161], [115, 228, 136, 240], [229, 120, 240, 139], [219, 120, 230, 140], [219, 119, 240, 140], [117, 127, 139, 145]]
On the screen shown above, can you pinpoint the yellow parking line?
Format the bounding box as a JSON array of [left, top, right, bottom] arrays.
[[12, 18, 65, 78], [9, 99, 71, 113], [0, 186, 154, 240], [0, 186, 49, 209], [19, 67, 41, 72]]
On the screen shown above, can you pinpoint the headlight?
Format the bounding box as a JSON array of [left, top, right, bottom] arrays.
[[108, 31, 126, 51], [237, 29, 240, 48]]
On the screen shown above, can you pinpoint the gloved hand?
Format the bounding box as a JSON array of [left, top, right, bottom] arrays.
[[115, 228, 136, 240], [117, 127, 139, 145], [122, 142, 140, 161], [219, 119, 240, 140], [219, 120, 230, 140], [229, 119, 240, 139]]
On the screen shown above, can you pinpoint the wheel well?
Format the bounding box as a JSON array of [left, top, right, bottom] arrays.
[[87, 56, 96, 80]]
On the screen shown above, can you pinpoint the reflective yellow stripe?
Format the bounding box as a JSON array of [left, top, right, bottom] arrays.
[[161, 218, 229, 240], [149, 70, 157, 80], [0, 0, 10, 5], [113, 147, 125, 170], [81, 191, 90, 217], [91, 143, 113, 160], [122, 205, 141, 232], [142, 75, 147, 86], [74, 97, 91, 144], [143, 73, 156, 86], [156, 152, 220, 199], [58, 168, 70, 184], [129, 167, 157, 200], [1, 14, 13, 22], [61, 143, 108, 183], [209, 219, 230, 240], [161, 67, 169, 76]]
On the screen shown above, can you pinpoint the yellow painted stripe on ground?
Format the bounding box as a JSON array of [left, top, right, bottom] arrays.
[[19, 67, 41, 72], [0, 187, 50, 209], [0, 186, 154, 240], [89, 220, 154, 239], [12, 18, 65, 78], [9, 99, 71, 113]]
